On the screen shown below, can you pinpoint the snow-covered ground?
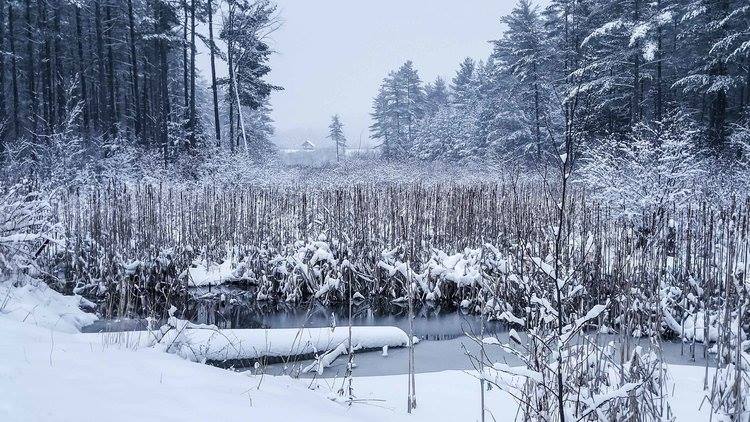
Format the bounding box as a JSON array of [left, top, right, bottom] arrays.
[[0, 280, 97, 333], [0, 282, 714, 421]]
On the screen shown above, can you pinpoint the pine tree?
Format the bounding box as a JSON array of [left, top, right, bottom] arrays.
[[370, 85, 393, 158], [674, 0, 749, 147], [327, 114, 347, 162], [220, 0, 281, 155], [394, 61, 426, 152], [244, 100, 276, 157], [492, 0, 550, 160], [365, 0, 749, 163], [149, 0, 179, 165], [451, 57, 478, 110], [369, 61, 425, 160], [424, 77, 449, 117], [481, 61, 533, 159], [0, 0, 282, 168]]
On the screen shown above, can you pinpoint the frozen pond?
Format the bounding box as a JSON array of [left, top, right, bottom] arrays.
[[83, 297, 716, 378], [257, 331, 716, 379]]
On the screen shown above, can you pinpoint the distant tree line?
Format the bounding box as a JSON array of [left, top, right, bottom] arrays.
[[0, 0, 280, 167], [371, 0, 750, 163]]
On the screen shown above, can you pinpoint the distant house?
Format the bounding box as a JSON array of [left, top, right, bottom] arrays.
[[280, 139, 344, 165]]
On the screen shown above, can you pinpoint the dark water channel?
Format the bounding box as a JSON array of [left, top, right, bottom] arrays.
[[82, 288, 715, 378], [85, 289, 509, 341]]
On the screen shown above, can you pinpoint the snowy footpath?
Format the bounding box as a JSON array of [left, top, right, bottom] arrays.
[[0, 282, 713, 421]]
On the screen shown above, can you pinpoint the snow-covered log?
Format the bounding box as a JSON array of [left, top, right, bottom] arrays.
[[82, 325, 410, 363]]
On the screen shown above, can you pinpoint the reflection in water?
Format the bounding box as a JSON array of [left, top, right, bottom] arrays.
[[187, 293, 509, 341], [83, 288, 509, 341]]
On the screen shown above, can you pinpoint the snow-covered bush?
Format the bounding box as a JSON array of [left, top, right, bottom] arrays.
[[476, 247, 675, 421], [0, 182, 57, 283], [711, 362, 750, 421], [0, 182, 98, 332], [579, 112, 707, 217]]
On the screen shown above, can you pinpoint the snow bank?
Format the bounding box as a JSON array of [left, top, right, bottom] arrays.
[[0, 280, 97, 333], [0, 316, 408, 422]]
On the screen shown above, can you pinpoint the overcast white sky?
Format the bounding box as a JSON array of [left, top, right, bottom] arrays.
[[199, 1, 525, 148]]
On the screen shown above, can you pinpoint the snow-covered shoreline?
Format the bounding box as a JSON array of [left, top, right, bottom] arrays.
[[0, 312, 713, 422], [0, 281, 716, 421]]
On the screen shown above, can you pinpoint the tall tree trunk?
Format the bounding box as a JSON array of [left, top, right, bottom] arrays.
[[182, 1, 188, 111], [228, 93, 234, 153], [25, 0, 38, 140], [532, 60, 541, 161], [94, 0, 106, 135], [0, 0, 7, 148], [52, 0, 63, 129], [655, 0, 663, 122], [86, 19, 98, 131], [104, 2, 117, 136], [126, 0, 140, 137], [37, 0, 52, 132], [233, 72, 247, 154], [152, 0, 172, 165], [709, 71, 727, 146], [708, 0, 730, 147], [142, 55, 152, 146], [631, 0, 641, 126], [8, 3, 20, 138], [207, 0, 220, 146], [159, 38, 170, 166], [189, 0, 195, 146], [75, 5, 90, 136], [227, 5, 235, 153]]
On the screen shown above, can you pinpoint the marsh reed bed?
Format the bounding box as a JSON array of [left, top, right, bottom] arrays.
[[35, 182, 745, 348], [0, 177, 738, 418]]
